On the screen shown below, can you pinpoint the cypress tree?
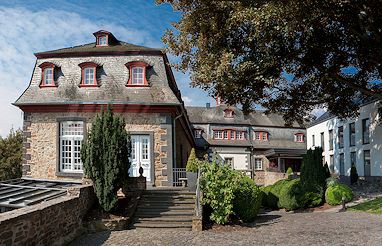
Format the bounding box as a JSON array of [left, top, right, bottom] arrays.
[[300, 147, 326, 191], [81, 106, 131, 212]]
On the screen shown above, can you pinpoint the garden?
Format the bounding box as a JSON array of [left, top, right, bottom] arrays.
[[191, 147, 355, 227]]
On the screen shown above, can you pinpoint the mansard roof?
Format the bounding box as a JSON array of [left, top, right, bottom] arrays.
[[186, 106, 305, 128], [35, 41, 162, 59]]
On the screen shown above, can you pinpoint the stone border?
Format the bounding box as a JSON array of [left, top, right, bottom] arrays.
[[0, 184, 95, 246]]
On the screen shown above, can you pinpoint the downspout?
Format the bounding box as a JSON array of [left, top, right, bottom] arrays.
[[172, 112, 183, 185]]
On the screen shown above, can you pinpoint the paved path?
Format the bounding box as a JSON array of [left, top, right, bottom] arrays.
[[71, 210, 382, 246]]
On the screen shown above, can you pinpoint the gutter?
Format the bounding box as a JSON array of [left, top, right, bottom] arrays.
[[172, 112, 183, 175]]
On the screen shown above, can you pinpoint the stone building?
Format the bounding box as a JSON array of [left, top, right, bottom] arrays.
[[307, 99, 382, 181], [186, 102, 307, 185], [14, 30, 194, 187]]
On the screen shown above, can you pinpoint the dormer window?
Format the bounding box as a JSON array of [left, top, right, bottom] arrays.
[[294, 133, 305, 143], [94, 30, 112, 47], [224, 109, 234, 118], [38, 62, 57, 87], [125, 61, 149, 87], [254, 131, 269, 141], [79, 62, 98, 87], [194, 129, 202, 139], [97, 35, 107, 46]]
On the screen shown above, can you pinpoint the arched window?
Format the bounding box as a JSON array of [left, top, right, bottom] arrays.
[[38, 62, 57, 87], [125, 61, 150, 86], [79, 62, 99, 87]]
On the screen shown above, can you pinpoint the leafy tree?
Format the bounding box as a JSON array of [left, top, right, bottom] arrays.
[[81, 107, 131, 212], [300, 147, 327, 191], [186, 148, 200, 172], [157, 0, 382, 124], [0, 129, 23, 181]]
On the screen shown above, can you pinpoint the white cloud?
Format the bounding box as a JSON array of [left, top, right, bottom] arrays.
[[0, 7, 158, 137]]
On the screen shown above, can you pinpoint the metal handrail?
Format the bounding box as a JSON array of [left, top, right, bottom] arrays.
[[195, 168, 202, 218]]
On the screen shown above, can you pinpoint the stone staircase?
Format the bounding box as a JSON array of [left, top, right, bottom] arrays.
[[131, 189, 195, 230]]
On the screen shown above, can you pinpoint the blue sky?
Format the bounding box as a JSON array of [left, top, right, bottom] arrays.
[[0, 0, 214, 136]]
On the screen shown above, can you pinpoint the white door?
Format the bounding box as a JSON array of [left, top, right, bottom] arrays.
[[129, 135, 151, 181]]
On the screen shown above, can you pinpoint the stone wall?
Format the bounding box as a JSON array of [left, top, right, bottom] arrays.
[[255, 171, 287, 186], [0, 184, 95, 246], [23, 111, 172, 186]]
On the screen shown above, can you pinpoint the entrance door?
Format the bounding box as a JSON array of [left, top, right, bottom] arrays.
[[129, 135, 151, 181]]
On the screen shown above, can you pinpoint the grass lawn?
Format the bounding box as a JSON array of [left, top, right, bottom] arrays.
[[349, 197, 382, 214]]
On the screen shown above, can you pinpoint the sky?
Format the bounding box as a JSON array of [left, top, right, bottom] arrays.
[[0, 0, 215, 137]]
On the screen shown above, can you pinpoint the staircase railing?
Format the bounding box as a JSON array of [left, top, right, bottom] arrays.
[[195, 168, 202, 218]]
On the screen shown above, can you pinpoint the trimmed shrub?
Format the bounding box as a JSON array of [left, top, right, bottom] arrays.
[[325, 183, 353, 205], [278, 178, 302, 211], [298, 186, 324, 208], [326, 177, 339, 187], [186, 148, 200, 172], [350, 164, 359, 185], [232, 175, 262, 222], [301, 148, 327, 191], [286, 167, 293, 175], [260, 185, 278, 209], [323, 163, 331, 179]]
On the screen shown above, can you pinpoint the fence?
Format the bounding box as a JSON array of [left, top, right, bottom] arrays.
[[173, 168, 187, 186]]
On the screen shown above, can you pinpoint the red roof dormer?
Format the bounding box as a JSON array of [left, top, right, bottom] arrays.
[[93, 30, 117, 47]]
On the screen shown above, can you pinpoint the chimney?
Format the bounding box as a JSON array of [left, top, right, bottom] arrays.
[[206, 103, 210, 108]]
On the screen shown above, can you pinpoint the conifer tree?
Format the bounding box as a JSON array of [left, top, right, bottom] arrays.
[[81, 106, 131, 212], [186, 148, 200, 172], [300, 147, 326, 191]]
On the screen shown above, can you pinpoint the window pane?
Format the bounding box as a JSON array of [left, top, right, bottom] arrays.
[[338, 126, 344, 148], [60, 121, 84, 172], [84, 68, 95, 85], [98, 36, 107, 45], [349, 123, 355, 146], [44, 68, 53, 85], [132, 67, 144, 85], [362, 119, 370, 144], [329, 130, 333, 150], [320, 132, 325, 151]]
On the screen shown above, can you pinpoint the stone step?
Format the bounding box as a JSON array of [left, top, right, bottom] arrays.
[[135, 210, 194, 217], [135, 216, 193, 223], [133, 222, 192, 230], [137, 204, 195, 210], [139, 200, 195, 205], [144, 190, 194, 195], [141, 194, 195, 200]]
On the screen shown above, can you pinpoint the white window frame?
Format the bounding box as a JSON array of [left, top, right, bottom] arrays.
[[254, 158, 263, 170], [84, 67, 95, 85], [60, 121, 84, 173], [230, 130, 235, 140], [262, 132, 268, 141], [224, 157, 234, 168], [44, 67, 53, 85], [236, 131, 244, 140], [98, 35, 107, 46], [295, 134, 304, 143], [132, 67, 144, 85], [223, 131, 228, 139], [214, 130, 223, 139]]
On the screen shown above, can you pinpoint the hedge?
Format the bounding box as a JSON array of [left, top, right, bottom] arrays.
[[325, 183, 353, 205]]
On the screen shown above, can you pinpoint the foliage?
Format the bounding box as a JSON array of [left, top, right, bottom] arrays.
[[323, 163, 331, 179], [349, 197, 382, 214], [232, 175, 262, 222], [157, 0, 382, 124], [300, 148, 327, 192], [81, 106, 130, 212], [0, 129, 23, 181], [200, 160, 236, 224], [186, 148, 200, 172], [286, 167, 293, 175], [200, 161, 262, 224], [278, 178, 302, 211], [326, 177, 340, 187], [350, 164, 359, 185], [325, 183, 353, 206], [260, 185, 278, 209]]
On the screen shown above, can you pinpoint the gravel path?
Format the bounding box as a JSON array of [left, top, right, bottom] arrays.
[[71, 210, 382, 246]]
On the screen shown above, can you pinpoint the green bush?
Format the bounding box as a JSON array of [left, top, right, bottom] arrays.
[[200, 161, 236, 224], [301, 148, 327, 191], [81, 106, 130, 212], [323, 163, 331, 179], [0, 129, 23, 181], [260, 185, 278, 208], [298, 186, 324, 208], [186, 148, 201, 172], [286, 167, 293, 175], [278, 178, 302, 210], [200, 161, 263, 224], [325, 183, 353, 205], [350, 164, 359, 185], [326, 177, 339, 187], [232, 175, 262, 222]]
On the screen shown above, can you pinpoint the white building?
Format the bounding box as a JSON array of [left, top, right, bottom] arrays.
[[307, 100, 382, 180]]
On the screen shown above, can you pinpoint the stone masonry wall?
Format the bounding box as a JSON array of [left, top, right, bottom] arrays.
[[0, 184, 95, 246], [23, 111, 171, 186]]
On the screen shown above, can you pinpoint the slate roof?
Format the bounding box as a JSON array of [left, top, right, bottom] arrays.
[[186, 106, 305, 128], [35, 41, 161, 58]]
